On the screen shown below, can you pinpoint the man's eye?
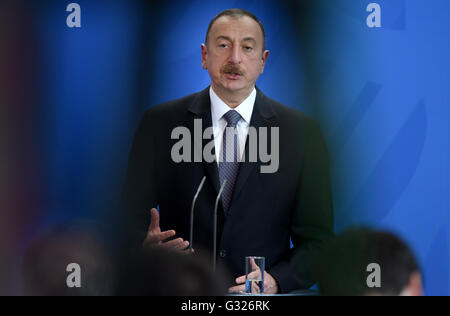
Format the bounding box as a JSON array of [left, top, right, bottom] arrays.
[[219, 44, 228, 48], [245, 46, 253, 51]]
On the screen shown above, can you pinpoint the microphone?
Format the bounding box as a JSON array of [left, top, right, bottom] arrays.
[[213, 180, 227, 273], [189, 176, 206, 254]]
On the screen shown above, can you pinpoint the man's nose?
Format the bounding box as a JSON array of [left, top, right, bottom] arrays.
[[228, 45, 242, 64]]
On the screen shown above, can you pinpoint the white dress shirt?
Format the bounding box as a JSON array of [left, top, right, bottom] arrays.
[[210, 86, 256, 164]]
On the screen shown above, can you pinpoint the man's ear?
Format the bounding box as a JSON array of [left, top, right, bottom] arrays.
[[408, 272, 424, 296], [400, 271, 423, 296], [260, 50, 270, 75], [201, 44, 208, 70]]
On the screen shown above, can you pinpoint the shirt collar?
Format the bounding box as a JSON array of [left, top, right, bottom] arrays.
[[210, 86, 256, 125]]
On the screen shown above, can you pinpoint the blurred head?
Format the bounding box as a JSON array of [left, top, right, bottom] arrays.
[[119, 247, 228, 296], [21, 222, 115, 296], [316, 228, 423, 296], [202, 9, 269, 97]]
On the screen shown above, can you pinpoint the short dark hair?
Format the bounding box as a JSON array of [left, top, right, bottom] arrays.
[[118, 247, 229, 296], [205, 9, 266, 51], [316, 228, 420, 296], [21, 222, 115, 296]]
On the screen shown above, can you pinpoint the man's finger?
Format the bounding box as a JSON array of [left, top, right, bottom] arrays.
[[146, 230, 176, 245], [249, 270, 261, 280], [228, 285, 245, 293], [235, 275, 246, 284], [251, 282, 261, 294], [164, 238, 188, 249], [163, 237, 183, 247], [236, 269, 260, 285], [174, 240, 189, 250], [181, 248, 194, 255], [250, 258, 260, 271], [157, 229, 176, 242], [149, 208, 160, 231]]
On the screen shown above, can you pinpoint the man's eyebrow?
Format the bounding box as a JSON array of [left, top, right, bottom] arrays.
[[215, 36, 257, 43], [216, 35, 232, 42], [242, 37, 256, 43]]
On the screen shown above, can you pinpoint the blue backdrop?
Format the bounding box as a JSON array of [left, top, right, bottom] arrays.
[[18, 0, 450, 295]]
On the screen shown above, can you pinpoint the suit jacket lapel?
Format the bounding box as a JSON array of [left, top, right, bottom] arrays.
[[228, 88, 277, 214], [186, 87, 220, 194]]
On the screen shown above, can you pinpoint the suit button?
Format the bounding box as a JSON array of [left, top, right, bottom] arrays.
[[219, 250, 227, 258]]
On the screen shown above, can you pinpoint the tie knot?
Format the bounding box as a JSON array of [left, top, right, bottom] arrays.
[[223, 110, 241, 127]]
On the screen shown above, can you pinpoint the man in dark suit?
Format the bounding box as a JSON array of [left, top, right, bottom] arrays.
[[123, 9, 334, 294]]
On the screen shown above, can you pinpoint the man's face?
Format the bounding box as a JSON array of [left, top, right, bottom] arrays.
[[202, 16, 269, 94]]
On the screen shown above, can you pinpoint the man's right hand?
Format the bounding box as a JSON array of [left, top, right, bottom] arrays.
[[143, 208, 192, 254]]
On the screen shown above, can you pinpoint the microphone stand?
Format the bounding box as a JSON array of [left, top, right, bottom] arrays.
[[189, 176, 206, 254], [213, 180, 227, 273]]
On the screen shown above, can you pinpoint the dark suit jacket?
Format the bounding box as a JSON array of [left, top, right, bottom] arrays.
[[123, 86, 334, 293]]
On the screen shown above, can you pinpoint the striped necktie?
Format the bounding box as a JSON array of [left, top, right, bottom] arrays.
[[218, 110, 242, 215]]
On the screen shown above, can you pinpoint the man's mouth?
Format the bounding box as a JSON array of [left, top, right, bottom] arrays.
[[224, 72, 242, 80], [221, 64, 244, 80]]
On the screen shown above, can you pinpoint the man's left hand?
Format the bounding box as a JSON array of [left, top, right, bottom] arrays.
[[228, 259, 279, 294]]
